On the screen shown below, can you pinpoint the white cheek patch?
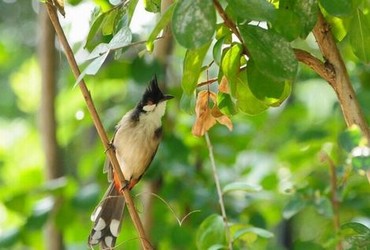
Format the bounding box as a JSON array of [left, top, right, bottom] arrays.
[[143, 104, 156, 112]]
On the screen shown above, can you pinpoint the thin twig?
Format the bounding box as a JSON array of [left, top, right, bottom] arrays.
[[205, 133, 233, 249], [197, 77, 218, 87], [44, 2, 152, 249], [212, 0, 249, 56], [320, 152, 343, 250]]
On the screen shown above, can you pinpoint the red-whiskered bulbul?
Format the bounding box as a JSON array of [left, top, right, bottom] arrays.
[[88, 76, 173, 249]]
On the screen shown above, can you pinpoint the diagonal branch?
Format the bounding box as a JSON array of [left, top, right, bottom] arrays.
[[44, 2, 152, 249], [312, 11, 370, 142], [293, 48, 336, 86]]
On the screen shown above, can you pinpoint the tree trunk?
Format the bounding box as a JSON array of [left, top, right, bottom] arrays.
[[38, 5, 64, 250]]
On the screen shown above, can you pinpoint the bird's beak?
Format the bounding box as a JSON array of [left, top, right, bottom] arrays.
[[162, 95, 174, 101]]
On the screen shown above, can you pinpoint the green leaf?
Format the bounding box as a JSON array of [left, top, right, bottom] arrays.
[[273, 9, 302, 41], [349, 10, 370, 63], [234, 70, 268, 115], [221, 43, 243, 80], [0, 228, 20, 248], [217, 92, 237, 116], [239, 25, 298, 81], [172, 0, 216, 48], [85, 12, 108, 51], [127, 0, 139, 25], [247, 60, 291, 106], [338, 125, 363, 153], [341, 222, 370, 235], [213, 37, 226, 66], [341, 222, 370, 248], [292, 0, 318, 38], [314, 197, 333, 218], [319, 0, 354, 17], [283, 196, 307, 219], [226, 0, 276, 22], [196, 214, 226, 250], [144, 0, 161, 13], [233, 227, 274, 241], [223, 182, 262, 194], [181, 42, 211, 94], [102, 8, 119, 36], [180, 92, 196, 114], [72, 183, 100, 209], [108, 26, 132, 50], [74, 50, 110, 86], [25, 197, 54, 230], [146, 3, 175, 52]]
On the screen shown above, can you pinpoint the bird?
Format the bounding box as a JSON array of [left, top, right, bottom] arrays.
[[88, 76, 173, 249]]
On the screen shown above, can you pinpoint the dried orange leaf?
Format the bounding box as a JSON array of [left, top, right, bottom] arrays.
[[192, 108, 216, 137], [192, 90, 217, 137], [218, 76, 230, 94], [216, 115, 233, 131], [211, 107, 233, 131]]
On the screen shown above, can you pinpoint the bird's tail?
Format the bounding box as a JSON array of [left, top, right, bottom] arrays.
[[88, 183, 125, 249]]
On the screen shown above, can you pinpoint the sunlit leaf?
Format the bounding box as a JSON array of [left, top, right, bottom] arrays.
[[74, 50, 110, 86], [319, 0, 354, 17], [349, 10, 370, 63], [213, 37, 225, 66], [239, 25, 298, 81], [102, 8, 119, 36], [108, 26, 132, 50], [144, 0, 160, 13], [172, 0, 216, 48], [234, 70, 268, 115], [221, 43, 243, 81], [233, 227, 274, 241], [196, 214, 226, 250], [146, 3, 175, 52], [181, 42, 211, 94], [223, 182, 262, 194], [85, 12, 107, 51]]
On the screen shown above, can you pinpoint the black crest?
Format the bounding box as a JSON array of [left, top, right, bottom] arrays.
[[140, 75, 165, 106]]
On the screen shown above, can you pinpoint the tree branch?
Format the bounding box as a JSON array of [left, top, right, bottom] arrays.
[[312, 11, 370, 142], [293, 48, 335, 86], [44, 2, 152, 249]]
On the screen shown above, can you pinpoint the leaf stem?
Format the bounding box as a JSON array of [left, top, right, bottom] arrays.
[[205, 132, 233, 249], [44, 2, 152, 249]]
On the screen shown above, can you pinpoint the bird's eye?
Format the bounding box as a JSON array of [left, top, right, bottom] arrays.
[[143, 104, 156, 112]]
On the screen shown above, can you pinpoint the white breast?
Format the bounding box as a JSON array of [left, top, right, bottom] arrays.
[[113, 102, 167, 180]]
